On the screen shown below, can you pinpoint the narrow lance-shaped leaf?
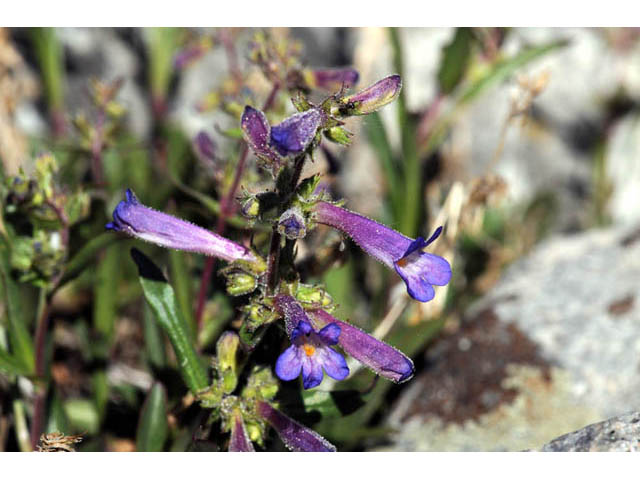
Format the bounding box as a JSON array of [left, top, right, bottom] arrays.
[[131, 248, 208, 393], [136, 382, 169, 452]]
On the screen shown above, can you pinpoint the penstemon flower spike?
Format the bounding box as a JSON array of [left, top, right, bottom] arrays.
[[313, 201, 451, 302]]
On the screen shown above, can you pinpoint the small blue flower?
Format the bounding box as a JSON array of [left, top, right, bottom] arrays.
[[275, 319, 349, 390]]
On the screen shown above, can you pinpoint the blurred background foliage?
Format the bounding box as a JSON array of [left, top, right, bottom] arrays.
[[1, 27, 639, 452]]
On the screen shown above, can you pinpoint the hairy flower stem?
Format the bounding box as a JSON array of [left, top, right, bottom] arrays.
[[265, 154, 307, 294], [194, 83, 281, 331]]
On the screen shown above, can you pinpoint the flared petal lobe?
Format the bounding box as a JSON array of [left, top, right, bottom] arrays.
[[106, 189, 256, 263], [275, 345, 302, 381], [256, 401, 336, 452], [311, 309, 415, 383]]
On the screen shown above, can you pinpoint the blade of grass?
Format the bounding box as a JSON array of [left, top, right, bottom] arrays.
[[420, 39, 570, 159], [389, 28, 421, 238]]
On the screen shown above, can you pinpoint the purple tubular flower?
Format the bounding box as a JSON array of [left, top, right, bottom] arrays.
[[269, 108, 325, 157], [273, 295, 349, 389], [106, 189, 256, 263], [313, 201, 451, 302], [229, 414, 255, 452], [311, 67, 359, 91], [343, 74, 402, 115], [310, 309, 414, 383], [256, 401, 336, 452]]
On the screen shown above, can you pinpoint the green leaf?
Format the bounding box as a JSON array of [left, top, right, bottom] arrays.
[[0, 348, 30, 376], [131, 248, 208, 393], [0, 247, 35, 373], [143, 302, 166, 369], [146, 28, 180, 101], [437, 28, 474, 94], [136, 383, 169, 452], [169, 250, 195, 339]]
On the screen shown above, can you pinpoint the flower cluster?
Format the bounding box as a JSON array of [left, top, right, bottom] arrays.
[[106, 67, 451, 451]]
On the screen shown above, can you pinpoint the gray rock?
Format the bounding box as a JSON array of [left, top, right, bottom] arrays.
[[383, 223, 640, 451], [540, 412, 640, 452]]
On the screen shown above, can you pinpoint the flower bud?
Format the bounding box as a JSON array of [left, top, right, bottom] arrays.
[[340, 75, 402, 116], [241, 196, 260, 219], [277, 208, 306, 240], [225, 272, 258, 296], [295, 283, 333, 308], [217, 332, 240, 394]]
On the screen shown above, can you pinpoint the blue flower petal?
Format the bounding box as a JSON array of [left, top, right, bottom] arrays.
[[301, 355, 324, 389], [318, 323, 341, 345], [321, 348, 349, 381], [275, 345, 302, 381]]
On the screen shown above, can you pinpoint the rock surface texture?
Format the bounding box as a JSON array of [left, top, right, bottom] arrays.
[[383, 223, 640, 451], [540, 412, 640, 452]]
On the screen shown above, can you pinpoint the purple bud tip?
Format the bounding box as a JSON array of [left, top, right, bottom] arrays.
[[269, 108, 325, 157], [107, 189, 257, 263], [343, 74, 402, 115], [256, 401, 336, 452], [313, 201, 451, 302]]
